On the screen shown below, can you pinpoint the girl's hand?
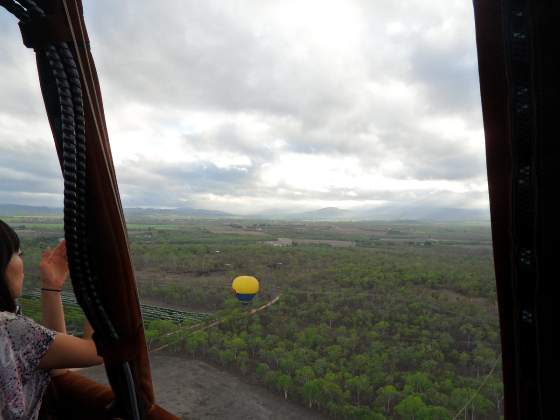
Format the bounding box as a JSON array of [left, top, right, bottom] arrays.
[[40, 240, 69, 289]]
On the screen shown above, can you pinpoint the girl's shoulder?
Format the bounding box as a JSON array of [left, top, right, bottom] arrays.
[[0, 310, 18, 322], [1, 311, 42, 330], [0, 311, 55, 350], [0, 313, 55, 418]]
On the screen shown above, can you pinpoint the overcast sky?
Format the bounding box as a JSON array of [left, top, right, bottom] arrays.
[[0, 0, 489, 215]]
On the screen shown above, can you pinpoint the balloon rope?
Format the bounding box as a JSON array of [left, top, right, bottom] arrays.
[[60, 0, 125, 223]]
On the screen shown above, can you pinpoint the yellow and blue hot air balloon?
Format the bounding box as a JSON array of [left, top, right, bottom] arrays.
[[232, 275, 259, 304]]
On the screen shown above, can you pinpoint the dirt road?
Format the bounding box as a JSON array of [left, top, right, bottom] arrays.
[[81, 353, 326, 420]]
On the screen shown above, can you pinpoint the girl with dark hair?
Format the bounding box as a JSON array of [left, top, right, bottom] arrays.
[[0, 219, 21, 313], [0, 219, 103, 419]]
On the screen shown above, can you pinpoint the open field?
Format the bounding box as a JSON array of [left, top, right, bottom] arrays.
[[81, 353, 326, 420]]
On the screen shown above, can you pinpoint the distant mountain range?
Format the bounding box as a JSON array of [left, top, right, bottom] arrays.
[[350, 205, 490, 222], [0, 204, 232, 218], [0, 203, 489, 222], [0, 204, 62, 216], [273, 205, 490, 222], [124, 207, 233, 218]]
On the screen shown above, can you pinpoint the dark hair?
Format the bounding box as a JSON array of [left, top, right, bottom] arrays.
[[0, 219, 20, 312]]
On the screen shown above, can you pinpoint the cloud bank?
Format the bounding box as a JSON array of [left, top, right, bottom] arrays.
[[0, 0, 488, 215]]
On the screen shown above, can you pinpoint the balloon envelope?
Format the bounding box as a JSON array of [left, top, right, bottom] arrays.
[[232, 275, 259, 303]]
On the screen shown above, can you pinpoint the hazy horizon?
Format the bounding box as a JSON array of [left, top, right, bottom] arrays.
[[0, 202, 490, 222]]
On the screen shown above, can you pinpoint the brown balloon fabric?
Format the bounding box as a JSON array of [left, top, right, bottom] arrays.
[[17, 0, 176, 417], [39, 371, 177, 420]]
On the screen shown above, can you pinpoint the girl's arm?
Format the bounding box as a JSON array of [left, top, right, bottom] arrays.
[[36, 240, 104, 374], [39, 241, 68, 334], [41, 289, 66, 334], [39, 333, 104, 369], [82, 318, 94, 339]]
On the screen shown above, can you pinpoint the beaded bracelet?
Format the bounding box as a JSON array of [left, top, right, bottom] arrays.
[[41, 287, 62, 292]]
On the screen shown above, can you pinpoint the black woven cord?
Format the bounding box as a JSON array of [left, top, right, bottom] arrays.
[[57, 41, 118, 339], [15, 0, 42, 16], [0, 0, 29, 20]]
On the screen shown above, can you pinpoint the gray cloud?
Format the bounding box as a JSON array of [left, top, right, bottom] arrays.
[[0, 138, 62, 206]]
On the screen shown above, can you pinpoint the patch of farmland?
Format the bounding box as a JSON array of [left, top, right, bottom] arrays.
[[21, 290, 212, 324]]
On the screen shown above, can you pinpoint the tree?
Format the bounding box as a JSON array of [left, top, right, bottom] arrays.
[[313, 358, 329, 377], [351, 354, 370, 375], [347, 375, 371, 405], [227, 335, 247, 360], [247, 335, 263, 358], [256, 362, 270, 378], [326, 344, 344, 363], [487, 379, 504, 418], [183, 330, 207, 357], [373, 320, 390, 335], [295, 366, 315, 386], [404, 372, 432, 395], [376, 385, 400, 415], [325, 309, 337, 328], [340, 404, 381, 420], [473, 344, 496, 377], [450, 388, 493, 420], [339, 330, 360, 353], [297, 326, 323, 349], [322, 379, 345, 405], [238, 350, 249, 374], [394, 395, 427, 419], [417, 406, 450, 420], [218, 349, 235, 365], [264, 370, 279, 389], [279, 353, 297, 375], [145, 319, 176, 347], [303, 379, 323, 408], [275, 374, 293, 400]]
